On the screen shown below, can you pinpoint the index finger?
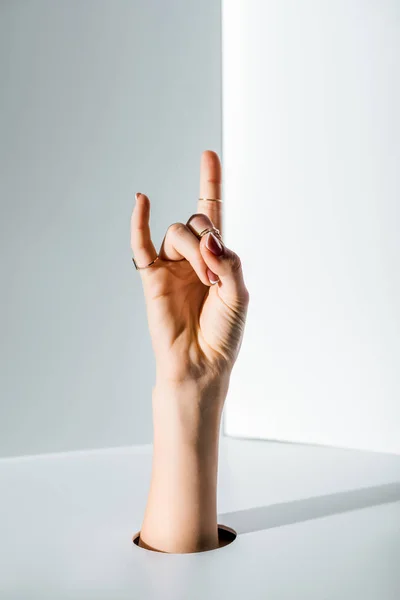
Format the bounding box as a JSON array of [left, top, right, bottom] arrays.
[[197, 150, 222, 233]]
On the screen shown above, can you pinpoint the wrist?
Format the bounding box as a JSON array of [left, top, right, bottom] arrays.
[[151, 378, 227, 450]]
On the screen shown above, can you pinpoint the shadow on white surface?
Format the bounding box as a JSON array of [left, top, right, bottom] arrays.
[[220, 481, 400, 535]]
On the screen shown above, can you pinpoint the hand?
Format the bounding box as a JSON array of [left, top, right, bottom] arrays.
[[131, 151, 249, 399]]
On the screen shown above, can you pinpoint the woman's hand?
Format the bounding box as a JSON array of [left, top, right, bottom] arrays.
[[131, 151, 249, 397], [131, 151, 249, 553]]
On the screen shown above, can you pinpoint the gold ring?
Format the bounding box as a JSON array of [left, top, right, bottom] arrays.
[[198, 226, 222, 239], [198, 197, 222, 203], [132, 255, 159, 270]]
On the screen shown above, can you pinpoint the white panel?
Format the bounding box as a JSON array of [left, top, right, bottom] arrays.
[[222, 0, 400, 453]]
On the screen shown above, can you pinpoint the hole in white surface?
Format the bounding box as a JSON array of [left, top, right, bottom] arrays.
[[132, 524, 237, 553]]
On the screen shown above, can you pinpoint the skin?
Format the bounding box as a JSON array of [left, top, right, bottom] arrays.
[[130, 150, 249, 553]]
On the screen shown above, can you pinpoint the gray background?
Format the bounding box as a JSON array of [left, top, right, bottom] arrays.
[[0, 0, 221, 457]]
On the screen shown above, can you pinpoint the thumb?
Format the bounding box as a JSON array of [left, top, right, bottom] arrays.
[[200, 231, 249, 306]]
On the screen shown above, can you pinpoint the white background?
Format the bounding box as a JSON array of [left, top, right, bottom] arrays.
[[223, 0, 400, 453]]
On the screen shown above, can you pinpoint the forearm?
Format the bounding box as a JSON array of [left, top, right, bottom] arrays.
[[139, 381, 226, 553]]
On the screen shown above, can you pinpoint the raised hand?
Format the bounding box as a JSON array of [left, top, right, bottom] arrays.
[[131, 150, 249, 393]]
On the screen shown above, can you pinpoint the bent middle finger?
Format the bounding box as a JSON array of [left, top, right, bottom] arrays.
[[159, 222, 215, 287]]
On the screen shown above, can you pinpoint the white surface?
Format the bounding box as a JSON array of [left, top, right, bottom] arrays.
[[0, 0, 221, 457], [1, 438, 400, 598], [222, 0, 400, 453]]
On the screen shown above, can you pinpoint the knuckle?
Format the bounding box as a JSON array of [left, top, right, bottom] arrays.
[[188, 212, 205, 221], [168, 222, 186, 236], [188, 213, 215, 227], [242, 287, 250, 305], [229, 251, 243, 273]]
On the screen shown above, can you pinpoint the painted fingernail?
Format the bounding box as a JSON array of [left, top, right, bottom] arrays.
[[206, 231, 224, 256], [207, 268, 219, 285]]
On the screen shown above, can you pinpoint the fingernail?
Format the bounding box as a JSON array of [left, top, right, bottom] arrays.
[[206, 231, 224, 256], [135, 192, 141, 202], [207, 268, 219, 285]]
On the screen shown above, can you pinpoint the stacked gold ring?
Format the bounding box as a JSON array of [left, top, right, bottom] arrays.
[[198, 226, 222, 240]]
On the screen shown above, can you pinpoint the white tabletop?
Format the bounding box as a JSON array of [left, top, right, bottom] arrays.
[[1, 438, 399, 599]]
